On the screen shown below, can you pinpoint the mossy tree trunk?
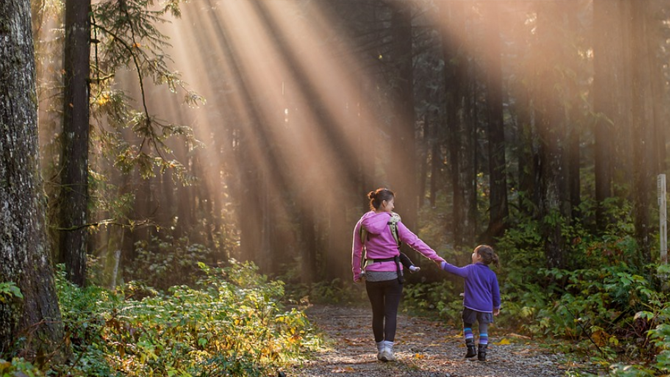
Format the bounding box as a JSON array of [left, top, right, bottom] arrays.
[[0, 0, 65, 359]]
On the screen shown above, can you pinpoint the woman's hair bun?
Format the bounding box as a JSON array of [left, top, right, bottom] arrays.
[[367, 191, 376, 200]]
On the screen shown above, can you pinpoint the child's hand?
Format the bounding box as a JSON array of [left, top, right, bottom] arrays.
[[493, 308, 500, 316]]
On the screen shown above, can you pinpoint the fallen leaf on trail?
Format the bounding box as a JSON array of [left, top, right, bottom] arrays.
[[331, 366, 355, 373], [415, 353, 425, 359], [495, 338, 511, 345]]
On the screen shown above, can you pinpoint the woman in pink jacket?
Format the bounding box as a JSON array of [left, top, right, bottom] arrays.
[[352, 188, 445, 362]]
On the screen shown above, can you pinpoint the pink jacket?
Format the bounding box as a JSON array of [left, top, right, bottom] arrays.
[[351, 211, 443, 281]]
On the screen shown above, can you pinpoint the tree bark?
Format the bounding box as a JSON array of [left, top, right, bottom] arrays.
[[58, 0, 91, 286], [482, 1, 509, 243], [388, 2, 418, 235], [0, 0, 65, 359], [630, 0, 653, 264], [440, 0, 466, 247], [593, 0, 617, 231], [535, 1, 570, 269]]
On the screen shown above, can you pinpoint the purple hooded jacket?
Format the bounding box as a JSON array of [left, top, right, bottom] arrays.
[[351, 211, 443, 281], [440, 261, 501, 313]]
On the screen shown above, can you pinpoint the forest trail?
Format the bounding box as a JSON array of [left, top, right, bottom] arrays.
[[290, 305, 595, 377]]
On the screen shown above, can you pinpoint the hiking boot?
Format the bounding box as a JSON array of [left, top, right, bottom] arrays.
[[379, 341, 396, 362], [465, 338, 477, 359], [478, 343, 488, 361]]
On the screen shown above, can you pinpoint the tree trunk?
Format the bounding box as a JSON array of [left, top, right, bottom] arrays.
[[613, 0, 634, 197], [564, 1, 581, 217], [440, 0, 463, 247], [388, 2, 418, 234], [646, 2, 667, 174], [0, 0, 65, 359], [593, 0, 617, 231], [58, 0, 91, 286], [535, 1, 570, 269], [483, 1, 509, 243], [630, 0, 653, 264], [429, 110, 440, 207]]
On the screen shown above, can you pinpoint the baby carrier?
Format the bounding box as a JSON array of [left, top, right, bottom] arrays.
[[359, 212, 408, 284]]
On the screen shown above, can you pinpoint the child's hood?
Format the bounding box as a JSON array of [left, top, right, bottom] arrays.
[[361, 211, 391, 234]]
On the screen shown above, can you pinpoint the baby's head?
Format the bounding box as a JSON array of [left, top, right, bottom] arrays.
[[474, 245, 499, 267]]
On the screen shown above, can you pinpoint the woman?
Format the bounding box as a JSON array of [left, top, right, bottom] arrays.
[[352, 188, 445, 362]]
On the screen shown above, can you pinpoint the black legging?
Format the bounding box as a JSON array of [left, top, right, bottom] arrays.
[[365, 279, 403, 342]]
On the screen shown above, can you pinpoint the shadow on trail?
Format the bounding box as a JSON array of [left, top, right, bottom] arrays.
[[289, 305, 585, 377]]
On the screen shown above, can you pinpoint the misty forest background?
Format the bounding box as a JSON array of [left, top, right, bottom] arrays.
[[2, 0, 670, 375]]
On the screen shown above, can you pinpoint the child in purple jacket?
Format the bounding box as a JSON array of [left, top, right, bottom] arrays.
[[439, 245, 501, 361]]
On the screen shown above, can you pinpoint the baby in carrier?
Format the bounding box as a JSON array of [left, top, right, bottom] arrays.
[[360, 252, 420, 280]]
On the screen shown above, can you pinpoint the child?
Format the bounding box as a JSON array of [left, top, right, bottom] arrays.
[[439, 245, 501, 361]]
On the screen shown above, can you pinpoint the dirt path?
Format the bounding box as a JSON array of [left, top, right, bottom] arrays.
[[289, 305, 593, 377]]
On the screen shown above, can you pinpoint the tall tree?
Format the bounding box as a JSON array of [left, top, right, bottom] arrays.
[[629, 0, 654, 263], [58, 0, 91, 286], [534, 1, 571, 269], [439, 0, 477, 247], [388, 1, 419, 234], [482, 1, 509, 243], [592, 0, 617, 231], [0, 0, 64, 358], [440, 0, 466, 247]]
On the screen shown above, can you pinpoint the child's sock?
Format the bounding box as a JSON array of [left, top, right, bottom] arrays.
[[463, 327, 474, 342], [479, 322, 489, 345]]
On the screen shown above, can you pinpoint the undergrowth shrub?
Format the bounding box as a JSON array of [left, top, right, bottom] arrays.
[[610, 264, 670, 376], [401, 280, 460, 323], [123, 235, 214, 290], [401, 198, 670, 375], [285, 278, 367, 306], [0, 357, 44, 377], [51, 260, 319, 376]]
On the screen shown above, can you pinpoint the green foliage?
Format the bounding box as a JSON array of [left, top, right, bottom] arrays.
[[611, 264, 670, 375], [90, 0, 204, 181], [52, 261, 319, 376], [0, 358, 44, 377], [401, 280, 460, 323], [123, 235, 214, 290], [0, 282, 23, 303], [402, 197, 670, 374], [286, 279, 365, 306]]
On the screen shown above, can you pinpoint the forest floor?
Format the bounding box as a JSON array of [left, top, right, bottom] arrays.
[[289, 305, 606, 377]]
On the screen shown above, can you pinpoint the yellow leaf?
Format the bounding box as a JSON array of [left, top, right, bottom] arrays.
[[414, 353, 425, 359], [495, 338, 511, 345]]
